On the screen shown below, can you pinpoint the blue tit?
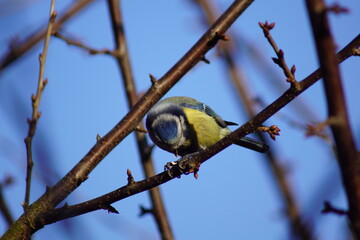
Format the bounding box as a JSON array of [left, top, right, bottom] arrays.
[[146, 96, 269, 157]]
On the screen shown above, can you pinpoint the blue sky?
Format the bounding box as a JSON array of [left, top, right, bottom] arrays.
[[0, 0, 359, 239]]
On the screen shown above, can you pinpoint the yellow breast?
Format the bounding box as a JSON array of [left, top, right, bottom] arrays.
[[183, 108, 231, 149]]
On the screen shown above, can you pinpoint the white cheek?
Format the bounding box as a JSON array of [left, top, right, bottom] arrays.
[[176, 116, 187, 147]]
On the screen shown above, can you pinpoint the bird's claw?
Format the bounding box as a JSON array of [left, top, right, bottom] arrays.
[[164, 161, 178, 171], [164, 161, 182, 178], [164, 153, 201, 179]]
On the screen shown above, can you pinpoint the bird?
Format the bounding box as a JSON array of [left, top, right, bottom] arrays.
[[145, 96, 269, 157]]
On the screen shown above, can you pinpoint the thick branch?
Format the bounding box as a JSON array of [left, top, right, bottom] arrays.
[[1, 1, 255, 239], [106, 0, 174, 239], [305, 0, 360, 237]]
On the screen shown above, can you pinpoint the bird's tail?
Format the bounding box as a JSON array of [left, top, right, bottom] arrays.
[[233, 137, 269, 153]]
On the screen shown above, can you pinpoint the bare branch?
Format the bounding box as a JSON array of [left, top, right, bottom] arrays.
[[2, 0, 359, 237], [326, 3, 350, 14], [191, 1, 316, 239], [13, 34, 360, 230], [322, 201, 348, 216], [176, 35, 360, 177], [1, 1, 258, 239], [23, 0, 56, 212], [305, 118, 334, 141], [106, 0, 174, 238], [139, 205, 154, 217], [305, 0, 360, 237], [0, 177, 14, 226], [0, 0, 95, 72], [53, 32, 116, 56], [259, 21, 300, 90]]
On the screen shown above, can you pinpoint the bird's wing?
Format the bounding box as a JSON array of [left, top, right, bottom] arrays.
[[179, 101, 231, 128], [164, 96, 238, 128]]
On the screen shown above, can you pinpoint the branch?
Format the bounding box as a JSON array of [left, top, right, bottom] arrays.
[[0, 0, 95, 72], [106, 0, 174, 239], [191, 1, 315, 239], [16, 34, 360, 230], [259, 21, 300, 90], [305, 0, 360, 238], [0, 177, 14, 226], [52, 32, 116, 56], [1, 1, 256, 239], [41, 169, 176, 225], [322, 201, 348, 216], [23, 0, 56, 212], [179, 37, 359, 177]]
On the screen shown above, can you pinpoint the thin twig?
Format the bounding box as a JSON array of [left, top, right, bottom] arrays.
[[106, 1, 174, 239], [237, 32, 325, 134], [322, 201, 348, 215], [305, 0, 360, 237], [23, 0, 56, 212], [0, 0, 95, 72], [305, 118, 333, 141], [270, 109, 332, 143], [53, 32, 117, 56], [0, 177, 14, 226], [191, 1, 316, 239], [259, 21, 300, 90], [16, 34, 360, 231], [257, 21, 317, 239]]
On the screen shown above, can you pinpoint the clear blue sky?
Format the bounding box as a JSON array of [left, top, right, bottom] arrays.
[[0, 0, 359, 239]]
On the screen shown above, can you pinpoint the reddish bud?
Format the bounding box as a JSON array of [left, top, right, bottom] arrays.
[[278, 49, 284, 58]]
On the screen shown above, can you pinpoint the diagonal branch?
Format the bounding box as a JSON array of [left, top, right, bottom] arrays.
[[0, 178, 14, 226], [1, 1, 256, 239], [305, 0, 360, 238], [0, 0, 95, 72], [106, 0, 174, 239], [19, 34, 360, 229], [52, 32, 116, 56]]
